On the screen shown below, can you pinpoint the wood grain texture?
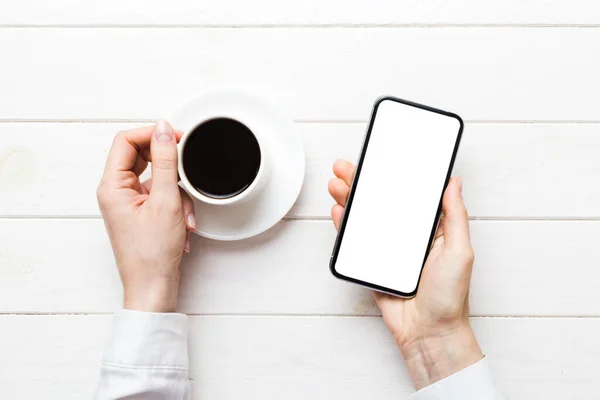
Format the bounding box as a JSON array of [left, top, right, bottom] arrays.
[[1, 315, 599, 399], [1, 29, 599, 121], [2, 123, 600, 218], [0, 219, 598, 316], [1, 0, 599, 26]]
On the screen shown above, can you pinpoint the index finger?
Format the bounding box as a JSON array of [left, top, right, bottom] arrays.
[[103, 126, 155, 180], [333, 159, 356, 187], [103, 125, 184, 179]]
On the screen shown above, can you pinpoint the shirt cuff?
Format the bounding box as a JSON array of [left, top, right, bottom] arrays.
[[102, 309, 189, 370], [409, 357, 499, 400]]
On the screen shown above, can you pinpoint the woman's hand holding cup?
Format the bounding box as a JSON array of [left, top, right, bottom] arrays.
[[97, 121, 196, 313]]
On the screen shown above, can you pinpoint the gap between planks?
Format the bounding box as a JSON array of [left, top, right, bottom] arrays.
[[3, 216, 600, 221], [2, 119, 600, 124], [0, 312, 599, 319], [2, 24, 600, 28]]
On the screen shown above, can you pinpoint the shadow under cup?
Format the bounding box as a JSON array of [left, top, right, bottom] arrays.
[[181, 117, 262, 201]]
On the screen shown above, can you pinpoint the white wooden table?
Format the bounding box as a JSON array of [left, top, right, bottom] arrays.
[[1, 1, 600, 398]]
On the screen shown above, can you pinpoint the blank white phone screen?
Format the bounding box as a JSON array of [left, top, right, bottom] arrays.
[[334, 99, 461, 295]]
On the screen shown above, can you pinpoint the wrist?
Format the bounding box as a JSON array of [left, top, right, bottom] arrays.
[[123, 278, 180, 313], [400, 324, 483, 390]]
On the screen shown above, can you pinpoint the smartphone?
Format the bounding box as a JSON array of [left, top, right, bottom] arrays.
[[330, 96, 463, 298]]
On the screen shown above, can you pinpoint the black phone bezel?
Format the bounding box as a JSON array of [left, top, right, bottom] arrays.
[[329, 96, 464, 298]]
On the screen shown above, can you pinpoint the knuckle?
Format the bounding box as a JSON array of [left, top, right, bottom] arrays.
[[454, 247, 475, 264], [154, 198, 181, 215], [430, 298, 464, 321], [465, 249, 475, 264], [152, 191, 182, 212], [115, 130, 128, 140], [166, 199, 182, 214], [96, 180, 121, 208], [446, 303, 464, 319], [468, 246, 475, 260], [96, 182, 108, 204], [461, 205, 469, 219], [119, 172, 139, 188], [152, 153, 177, 171], [112, 130, 127, 145]]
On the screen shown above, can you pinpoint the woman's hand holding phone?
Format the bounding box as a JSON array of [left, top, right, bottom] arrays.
[[329, 159, 483, 390]]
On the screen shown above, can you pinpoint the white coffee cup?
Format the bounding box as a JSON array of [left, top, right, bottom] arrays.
[[177, 115, 270, 206]]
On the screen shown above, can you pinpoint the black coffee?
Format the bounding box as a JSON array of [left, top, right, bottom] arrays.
[[183, 118, 261, 199]]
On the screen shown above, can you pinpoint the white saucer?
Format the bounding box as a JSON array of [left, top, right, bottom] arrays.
[[171, 90, 305, 241]]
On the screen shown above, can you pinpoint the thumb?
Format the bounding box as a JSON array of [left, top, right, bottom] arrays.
[[150, 120, 179, 201], [441, 177, 471, 248]]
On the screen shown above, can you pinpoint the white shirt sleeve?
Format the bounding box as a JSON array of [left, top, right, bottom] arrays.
[[95, 310, 501, 400], [409, 357, 504, 400], [94, 310, 191, 400]]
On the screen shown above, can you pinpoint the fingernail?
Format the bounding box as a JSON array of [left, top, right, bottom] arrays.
[[187, 213, 196, 230], [457, 177, 463, 194], [155, 120, 173, 143]]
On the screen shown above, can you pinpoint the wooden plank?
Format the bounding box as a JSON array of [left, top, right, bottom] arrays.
[[1, 0, 599, 26], [0, 219, 598, 316], [0, 29, 599, 121], [2, 123, 600, 218], [299, 122, 600, 219], [1, 315, 599, 399]]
